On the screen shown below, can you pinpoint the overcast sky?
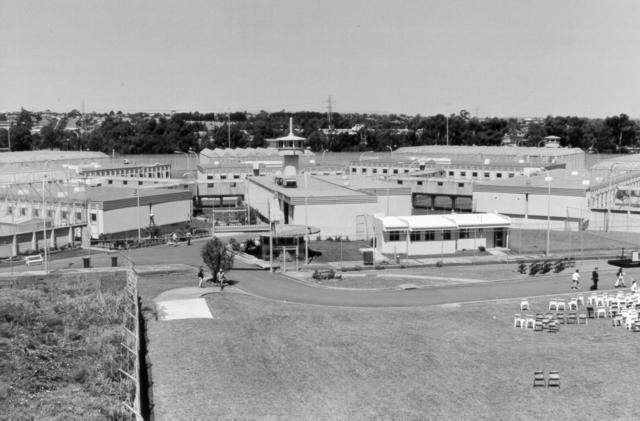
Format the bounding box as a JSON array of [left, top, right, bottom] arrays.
[[1, 0, 639, 118]]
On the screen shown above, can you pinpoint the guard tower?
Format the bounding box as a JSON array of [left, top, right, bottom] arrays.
[[268, 117, 306, 170]]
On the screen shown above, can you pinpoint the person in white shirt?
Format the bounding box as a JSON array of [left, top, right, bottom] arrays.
[[631, 279, 638, 294], [571, 269, 581, 290]]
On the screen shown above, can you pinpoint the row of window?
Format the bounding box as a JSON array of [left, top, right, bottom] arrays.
[[6, 207, 82, 221], [206, 174, 243, 180], [387, 229, 478, 242], [206, 182, 237, 188], [351, 167, 413, 175], [89, 170, 169, 178], [448, 170, 515, 179]]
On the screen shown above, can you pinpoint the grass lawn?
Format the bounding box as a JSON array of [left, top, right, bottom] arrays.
[[0, 283, 128, 420], [509, 229, 640, 256], [145, 289, 640, 420]]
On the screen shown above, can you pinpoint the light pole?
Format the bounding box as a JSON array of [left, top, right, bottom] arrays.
[[136, 189, 141, 243], [544, 173, 552, 256], [607, 162, 625, 232], [42, 176, 48, 274]]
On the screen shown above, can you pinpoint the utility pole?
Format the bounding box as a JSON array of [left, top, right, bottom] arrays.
[[326, 96, 335, 149], [227, 113, 231, 149]]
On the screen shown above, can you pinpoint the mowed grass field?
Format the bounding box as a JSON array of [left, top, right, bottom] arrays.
[[146, 289, 640, 420]]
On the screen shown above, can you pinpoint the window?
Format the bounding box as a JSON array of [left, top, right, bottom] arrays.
[[75, 212, 82, 221], [108, 179, 113, 185], [33, 209, 40, 217], [410, 231, 421, 242], [459, 229, 470, 239], [7, 206, 12, 215], [207, 175, 213, 180], [91, 213, 97, 222], [372, 169, 377, 174], [382, 169, 388, 174], [220, 175, 227, 180], [397, 180, 403, 185], [138, 181, 143, 186], [351, 168, 357, 173], [458, 183, 464, 188], [448, 171, 454, 177], [393, 169, 398, 174], [361, 168, 367, 174], [47, 210, 53, 218], [404, 169, 409, 173], [496, 173, 502, 178], [417, 181, 423, 186], [20, 208, 26, 216], [442, 230, 452, 240], [484, 172, 490, 178], [437, 181, 443, 186], [388, 231, 401, 241], [207, 183, 214, 188], [61, 211, 68, 220], [424, 231, 435, 241], [472, 172, 478, 178], [123, 180, 128, 185], [230, 182, 237, 188], [233, 174, 240, 179], [460, 171, 466, 177], [508, 173, 515, 178]]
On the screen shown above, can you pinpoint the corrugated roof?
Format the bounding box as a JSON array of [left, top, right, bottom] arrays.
[[376, 213, 510, 230], [394, 145, 584, 157], [443, 213, 511, 227], [0, 150, 108, 165]]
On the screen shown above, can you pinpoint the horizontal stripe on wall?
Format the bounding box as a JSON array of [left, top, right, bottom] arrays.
[[474, 184, 585, 197], [99, 191, 193, 211]]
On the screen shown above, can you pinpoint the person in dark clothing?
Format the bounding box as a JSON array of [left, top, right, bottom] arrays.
[[591, 267, 599, 290]]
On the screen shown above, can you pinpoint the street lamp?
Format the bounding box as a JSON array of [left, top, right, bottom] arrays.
[[42, 175, 48, 274], [544, 173, 553, 256], [135, 189, 141, 243]]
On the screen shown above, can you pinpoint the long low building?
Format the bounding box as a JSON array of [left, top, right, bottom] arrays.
[[373, 213, 510, 256]]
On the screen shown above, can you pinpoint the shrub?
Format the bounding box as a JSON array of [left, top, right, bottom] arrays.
[[375, 265, 384, 270], [316, 235, 322, 241], [478, 245, 486, 252], [517, 261, 527, 274], [435, 260, 444, 268], [354, 266, 361, 271]]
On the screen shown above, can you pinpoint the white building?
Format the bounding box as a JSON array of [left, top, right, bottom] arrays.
[[246, 174, 412, 239], [373, 213, 511, 256]]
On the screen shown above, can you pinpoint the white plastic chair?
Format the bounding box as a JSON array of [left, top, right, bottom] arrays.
[[520, 299, 530, 311], [548, 299, 558, 311]]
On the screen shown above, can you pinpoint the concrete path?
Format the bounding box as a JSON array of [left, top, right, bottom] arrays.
[[155, 287, 218, 321]]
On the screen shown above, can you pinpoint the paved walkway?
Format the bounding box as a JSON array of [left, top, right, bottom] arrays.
[[155, 287, 219, 321], [1, 241, 632, 308]]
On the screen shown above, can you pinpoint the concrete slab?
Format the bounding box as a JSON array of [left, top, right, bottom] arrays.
[[156, 298, 213, 321]]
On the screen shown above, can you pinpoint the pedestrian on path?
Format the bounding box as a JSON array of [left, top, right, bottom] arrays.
[[197, 266, 205, 288], [571, 269, 581, 290], [615, 268, 626, 288], [631, 279, 638, 293], [217, 268, 225, 291], [590, 267, 599, 291]]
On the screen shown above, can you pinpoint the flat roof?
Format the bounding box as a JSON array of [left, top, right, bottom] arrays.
[[394, 145, 584, 157], [249, 175, 371, 199], [0, 150, 108, 165], [476, 169, 592, 190], [376, 213, 509, 231]]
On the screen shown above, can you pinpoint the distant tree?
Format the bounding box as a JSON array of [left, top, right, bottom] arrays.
[[200, 237, 234, 283]]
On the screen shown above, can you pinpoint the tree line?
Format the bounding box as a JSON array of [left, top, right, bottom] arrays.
[[0, 109, 638, 154]]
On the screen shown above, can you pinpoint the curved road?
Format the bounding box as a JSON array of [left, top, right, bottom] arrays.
[[8, 240, 623, 307], [118, 241, 621, 307]]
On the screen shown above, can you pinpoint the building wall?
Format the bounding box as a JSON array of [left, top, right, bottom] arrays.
[[90, 199, 191, 238], [474, 191, 585, 219]]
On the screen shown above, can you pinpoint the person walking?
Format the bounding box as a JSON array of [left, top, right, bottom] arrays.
[[615, 268, 626, 288], [197, 266, 205, 288], [631, 279, 638, 293], [217, 268, 225, 291], [590, 267, 599, 291], [571, 269, 581, 290]]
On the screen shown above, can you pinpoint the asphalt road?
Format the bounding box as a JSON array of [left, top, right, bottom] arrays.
[[3, 240, 629, 307]]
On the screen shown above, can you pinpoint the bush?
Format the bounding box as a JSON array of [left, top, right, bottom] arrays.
[[375, 265, 385, 270], [478, 245, 486, 252], [517, 261, 527, 274], [435, 260, 444, 268]]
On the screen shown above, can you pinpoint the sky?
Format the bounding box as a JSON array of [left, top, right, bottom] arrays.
[[1, 0, 639, 118]]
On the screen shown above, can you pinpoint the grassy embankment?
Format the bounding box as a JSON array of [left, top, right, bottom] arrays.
[[146, 290, 640, 420], [0, 283, 128, 420]]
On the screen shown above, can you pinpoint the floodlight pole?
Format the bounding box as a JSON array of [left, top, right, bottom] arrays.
[[42, 176, 48, 274], [268, 201, 273, 272], [136, 189, 141, 243], [544, 172, 552, 257]]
